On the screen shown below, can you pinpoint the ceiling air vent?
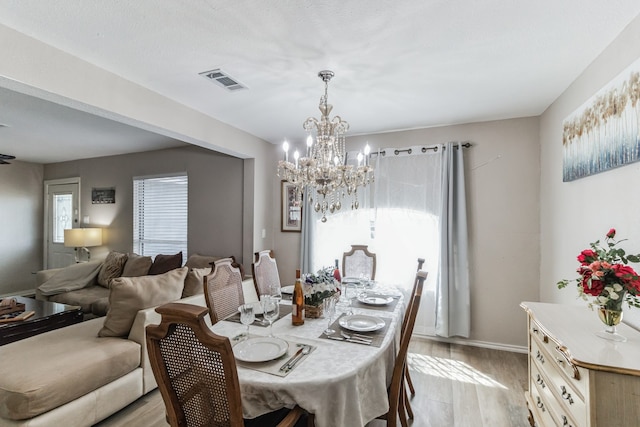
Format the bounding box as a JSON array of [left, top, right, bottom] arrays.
[[199, 69, 247, 91]]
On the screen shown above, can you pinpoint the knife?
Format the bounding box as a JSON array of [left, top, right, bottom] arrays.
[[279, 347, 303, 371]]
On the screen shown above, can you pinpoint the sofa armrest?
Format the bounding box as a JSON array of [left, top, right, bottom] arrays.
[[128, 293, 208, 394], [35, 267, 66, 287]]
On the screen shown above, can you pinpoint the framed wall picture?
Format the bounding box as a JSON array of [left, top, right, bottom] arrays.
[[91, 187, 116, 204], [281, 181, 302, 232]]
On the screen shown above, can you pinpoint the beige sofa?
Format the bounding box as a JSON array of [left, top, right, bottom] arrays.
[[35, 253, 223, 317], [0, 292, 210, 426]]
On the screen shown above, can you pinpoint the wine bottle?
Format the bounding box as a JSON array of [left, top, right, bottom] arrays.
[[292, 269, 305, 326], [333, 259, 342, 283]]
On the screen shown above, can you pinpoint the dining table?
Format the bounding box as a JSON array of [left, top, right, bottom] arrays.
[[211, 285, 406, 427]]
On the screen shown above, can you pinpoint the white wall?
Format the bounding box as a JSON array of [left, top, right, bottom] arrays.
[[540, 15, 640, 328], [0, 161, 43, 295], [274, 117, 540, 348]]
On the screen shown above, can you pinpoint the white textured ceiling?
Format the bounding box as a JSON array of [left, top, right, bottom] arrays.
[[1, 0, 640, 163]]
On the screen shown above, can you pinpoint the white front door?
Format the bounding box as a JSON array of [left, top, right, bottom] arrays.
[[45, 180, 80, 269]]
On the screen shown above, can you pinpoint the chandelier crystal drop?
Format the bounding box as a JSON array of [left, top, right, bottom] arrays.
[[277, 70, 374, 222]]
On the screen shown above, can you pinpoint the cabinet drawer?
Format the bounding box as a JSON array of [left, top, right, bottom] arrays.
[[530, 320, 586, 398], [530, 338, 586, 427], [531, 360, 580, 427], [526, 387, 556, 427]]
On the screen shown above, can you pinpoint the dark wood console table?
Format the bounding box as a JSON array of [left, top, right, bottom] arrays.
[[0, 296, 83, 345]]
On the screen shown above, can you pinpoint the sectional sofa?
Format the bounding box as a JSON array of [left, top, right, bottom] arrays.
[[0, 252, 253, 426]]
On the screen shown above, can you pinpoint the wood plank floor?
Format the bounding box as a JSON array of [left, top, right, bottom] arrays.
[[95, 337, 530, 427]]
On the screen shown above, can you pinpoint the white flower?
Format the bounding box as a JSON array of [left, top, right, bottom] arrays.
[[597, 296, 609, 305], [613, 283, 624, 292]]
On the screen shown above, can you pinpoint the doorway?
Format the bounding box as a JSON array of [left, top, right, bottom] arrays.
[[44, 178, 80, 269]]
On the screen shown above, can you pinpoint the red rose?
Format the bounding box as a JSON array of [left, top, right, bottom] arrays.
[[581, 270, 603, 296], [613, 264, 639, 283], [607, 228, 616, 239], [577, 249, 597, 265]]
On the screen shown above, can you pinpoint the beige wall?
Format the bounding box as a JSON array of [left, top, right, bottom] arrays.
[[0, 161, 44, 295], [539, 15, 640, 329], [43, 146, 244, 264], [274, 117, 541, 348]]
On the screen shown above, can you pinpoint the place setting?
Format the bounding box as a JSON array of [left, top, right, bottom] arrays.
[[224, 300, 293, 328], [231, 335, 317, 377], [318, 298, 390, 347]]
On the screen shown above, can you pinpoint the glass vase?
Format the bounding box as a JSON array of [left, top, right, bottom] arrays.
[[596, 305, 626, 342]]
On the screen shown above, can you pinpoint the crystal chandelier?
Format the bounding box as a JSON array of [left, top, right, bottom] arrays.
[[277, 70, 374, 222]]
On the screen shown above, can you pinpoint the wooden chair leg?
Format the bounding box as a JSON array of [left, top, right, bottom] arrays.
[[398, 384, 409, 427], [404, 382, 414, 420], [307, 413, 315, 427], [405, 367, 416, 396]]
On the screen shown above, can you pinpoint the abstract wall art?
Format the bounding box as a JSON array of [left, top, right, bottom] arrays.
[[563, 57, 640, 182]]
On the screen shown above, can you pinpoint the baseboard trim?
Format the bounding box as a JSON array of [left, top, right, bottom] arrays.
[[413, 333, 528, 354], [1, 290, 36, 298]]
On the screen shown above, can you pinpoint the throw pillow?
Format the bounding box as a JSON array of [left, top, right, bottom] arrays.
[[182, 267, 210, 297], [98, 267, 188, 337], [121, 253, 153, 277], [148, 252, 183, 275], [97, 251, 128, 288]]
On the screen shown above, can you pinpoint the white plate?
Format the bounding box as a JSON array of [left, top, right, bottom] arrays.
[[357, 293, 393, 306], [281, 285, 294, 294], [339, 315, 386, 332], [233, 337, 289, 362], [238, 301, 263, 315]]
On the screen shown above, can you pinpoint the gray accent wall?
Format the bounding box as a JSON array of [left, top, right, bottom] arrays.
[[0, 161, 44, 295], [43, 145, 244, 265]]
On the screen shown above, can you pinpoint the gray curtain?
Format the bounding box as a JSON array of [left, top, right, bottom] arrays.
[[299, 186, 315, 273], [435, 142, 470, 338]]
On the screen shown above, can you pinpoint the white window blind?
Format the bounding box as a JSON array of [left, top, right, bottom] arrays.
[[133, 174, 188, 258]]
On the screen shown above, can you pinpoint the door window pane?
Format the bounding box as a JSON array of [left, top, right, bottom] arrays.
[[53, 194, 72, 243]]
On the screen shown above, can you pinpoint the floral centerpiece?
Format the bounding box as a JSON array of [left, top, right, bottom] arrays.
[[557, 228, 640, 341], [302, 266, 339, 317]]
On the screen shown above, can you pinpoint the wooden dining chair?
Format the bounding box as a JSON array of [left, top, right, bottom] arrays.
[[251, 250, 281, 298], [146, 303, 308, 427], [404, 257, 426, 401], [378, 270, 427, 427], [203, 257, 245, 324], [342, 245, 377, 279]]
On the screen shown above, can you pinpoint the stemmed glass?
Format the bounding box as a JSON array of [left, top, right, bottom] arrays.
[[270, 283, 282, 303], [345, 283, 357, 315], [323, 297, 336, 336], [239, 303, 255, 340], [262, 295, 280, 337]]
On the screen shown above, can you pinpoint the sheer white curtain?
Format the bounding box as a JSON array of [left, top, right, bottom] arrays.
[[309, 146, 440, 335]]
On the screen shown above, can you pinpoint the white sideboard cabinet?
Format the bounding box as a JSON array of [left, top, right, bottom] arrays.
[[521, 302, 640, 427]]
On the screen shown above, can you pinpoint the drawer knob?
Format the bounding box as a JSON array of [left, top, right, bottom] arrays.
[[536, 396, 546, 412], [536, 374, 546, 388], [554, 346, 580, 380], [562, 415, 573, 427], [536, 350, 545, 364], [560, 385, 574, 405]]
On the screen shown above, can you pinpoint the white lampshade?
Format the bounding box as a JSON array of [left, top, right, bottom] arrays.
[[64, 228, 103, 248]]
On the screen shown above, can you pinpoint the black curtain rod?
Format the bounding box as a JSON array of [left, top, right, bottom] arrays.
[[370, 142, 472, 157]]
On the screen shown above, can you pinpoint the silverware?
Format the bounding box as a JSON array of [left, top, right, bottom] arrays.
[[284, 346, 311, 372], [340, 332, 372, 343], [327, 335, 371, 345], [279, 347, 303, 371]]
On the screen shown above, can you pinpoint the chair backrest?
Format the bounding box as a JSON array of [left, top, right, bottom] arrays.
[[389, 270, 427, 420], [251, 250, 281, 298], [342, 245, 377, 279], [146, 303, 245, 427], [204, 257, 245, 324]]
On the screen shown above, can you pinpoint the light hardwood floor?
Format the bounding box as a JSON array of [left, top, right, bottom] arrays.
[[95, 338, 530, 427]]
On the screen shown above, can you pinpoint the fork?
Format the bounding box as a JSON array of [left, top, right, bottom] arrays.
[[341, 332, 372, 342]]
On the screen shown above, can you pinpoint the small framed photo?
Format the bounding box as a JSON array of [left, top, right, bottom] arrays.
[[281, 181, 302, 232], [91, 187, 116, 204]]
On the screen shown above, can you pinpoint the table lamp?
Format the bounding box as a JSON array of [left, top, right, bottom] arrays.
[[64, 228, 103, 262]]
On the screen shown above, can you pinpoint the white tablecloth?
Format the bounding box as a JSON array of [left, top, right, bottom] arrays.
[[211, 296, 404, 427]]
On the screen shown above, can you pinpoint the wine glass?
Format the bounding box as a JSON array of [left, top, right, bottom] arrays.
[[323, 297, 336, 336], [239, 303, 255, 340], [345, 283, 357, 315], [262, 295, 280, 337], [270, 283, 282, 303]]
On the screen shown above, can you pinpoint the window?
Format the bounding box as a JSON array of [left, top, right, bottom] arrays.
[[133, 174, 188, 257]]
